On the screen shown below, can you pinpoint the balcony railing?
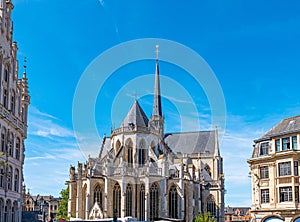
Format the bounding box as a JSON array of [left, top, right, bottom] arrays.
[[0, 104, 25, 133], [111, 126, 150, 135], [106, 166, 162, 177]]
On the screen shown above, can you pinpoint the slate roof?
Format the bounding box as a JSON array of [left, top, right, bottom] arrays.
[[99, 137, 111, 159], [256, 115, 300, 142], [121, 100, 149, 127], [164, 130, 217, 154]]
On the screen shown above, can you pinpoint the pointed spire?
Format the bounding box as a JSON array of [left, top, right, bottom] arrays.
[[152, 45, 162, 117]]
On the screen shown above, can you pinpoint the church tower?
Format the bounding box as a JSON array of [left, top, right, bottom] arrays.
[[149, 45, 164, 138]]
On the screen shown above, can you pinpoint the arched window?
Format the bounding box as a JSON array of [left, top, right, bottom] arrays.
[[10, 90, 15, 114], [8, 133, 13, 156], [264, 216, 284, 222], [138, 140, 146, 165], [14, 169, 19, 192], [3, 88, 8, 109], [1, 128, 6, 152], [126, 139, 133, 165], [169, 185, 178, 219], [113, 183, 121, 217], [139, 184, 145, 221], [7, 166, 12, 190], [150, 183, 159, 220], [4, 199, 11, 222], [0, 198, 4, 222], [93, 185, 103, 209], [115, 140, 121, 153], [0, 166, 4, 188], [12, 201, 18, 222], [184, 184, 188, 221], [15, 138, 20, 160], [207, 195, 216, 218], [125, 183, 133, 216]]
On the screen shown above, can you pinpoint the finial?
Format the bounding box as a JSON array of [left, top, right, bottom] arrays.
[[134, 90, 139, 101], [23, 57, 27, 78], [155, 45, 159, 60], [24, 57, 27, 72]]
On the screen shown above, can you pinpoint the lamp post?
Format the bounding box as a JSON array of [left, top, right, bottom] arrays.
[[113, 209, 118, 222]]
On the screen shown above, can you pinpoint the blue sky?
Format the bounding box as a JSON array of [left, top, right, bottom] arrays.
[[12, 0, 300, 206]]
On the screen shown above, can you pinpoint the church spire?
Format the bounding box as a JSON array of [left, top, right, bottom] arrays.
[[149, 45, 164, 137], [152, 45, 162, 117]]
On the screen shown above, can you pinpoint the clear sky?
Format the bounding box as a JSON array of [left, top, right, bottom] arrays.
[[12, 0, 300, 207]]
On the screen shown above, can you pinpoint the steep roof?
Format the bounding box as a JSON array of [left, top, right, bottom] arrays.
[[164, 130, 217, 155], [98, 137, 111, 159], [256, 115, 300, 142], [121, 100, 149, 127]]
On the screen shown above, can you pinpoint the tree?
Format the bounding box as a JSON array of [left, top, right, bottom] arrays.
[[194, 212, 216, 222], [0, 152, 6, 165], [56, 186, 69, 220]]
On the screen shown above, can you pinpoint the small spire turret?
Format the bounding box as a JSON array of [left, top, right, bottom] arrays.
[[23, 57, 27, 79]]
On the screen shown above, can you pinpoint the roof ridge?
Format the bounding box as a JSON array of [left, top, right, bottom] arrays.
[[165, 130, 216, 135]]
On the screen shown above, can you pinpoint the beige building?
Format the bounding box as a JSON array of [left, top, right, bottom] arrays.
[[0, 0, 30, 221], [22, 186, 61, 222], [248, 115, 300, 222], [67, 54, 225, 221]]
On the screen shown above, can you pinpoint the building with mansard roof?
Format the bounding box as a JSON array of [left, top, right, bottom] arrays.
[[67, 51, 224, 222], [248, 115, 300, 222], [0, 0, 30, 221]]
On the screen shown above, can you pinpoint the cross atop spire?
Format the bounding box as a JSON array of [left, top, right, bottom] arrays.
[[155, 44, 159, 60]]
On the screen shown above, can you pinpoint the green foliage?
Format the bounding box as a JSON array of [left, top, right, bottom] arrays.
[[0, 152, 6, 165], [194, 212, 216, 222], [56, 186, 69, 220]]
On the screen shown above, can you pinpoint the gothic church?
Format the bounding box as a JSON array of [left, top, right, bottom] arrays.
[[68, 50, 225, 222]]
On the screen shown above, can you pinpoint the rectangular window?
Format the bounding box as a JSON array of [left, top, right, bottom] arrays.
[[276, 139, 280, 152], [261, 189, 270, 203], [296, 186, 299, 202], [292, 136, 298, 149], [260, 166, 269, 179], [279, 187, 292, 202], [260, 142, 269, 155], [295, 161, 299, 176], [279, 162, 291, 176], [282, 137, 291, 150]]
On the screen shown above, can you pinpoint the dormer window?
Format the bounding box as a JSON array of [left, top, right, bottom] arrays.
[[260, 142, 269, 155]]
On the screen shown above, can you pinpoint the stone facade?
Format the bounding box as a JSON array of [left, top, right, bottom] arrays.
[[67, 55, 224, 222], [0, 0, 30, 221], [224, 206, 251, 222], [248, 115, 300, 222], [22, 186, 61, 222]]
